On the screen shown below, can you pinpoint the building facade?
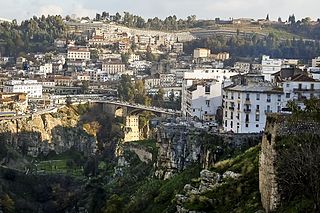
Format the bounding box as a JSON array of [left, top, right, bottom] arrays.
[[3, 80, 42, 98], [223, 83, 284, 133], [123, 115, 140, 142], [67, 47, 91, 60], [181, 69, 238, 120]]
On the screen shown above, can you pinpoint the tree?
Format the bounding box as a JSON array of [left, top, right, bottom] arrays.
[[0, 194, 15, 213], [276, 134, 320, 210], [266, 14, 270, 21], [118, 74, 135, 102], [289, 14, 296, 24]]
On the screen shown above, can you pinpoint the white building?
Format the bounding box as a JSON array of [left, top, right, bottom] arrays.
[[123, 115, 140, 142], [39, 63, 53, 75], [144, 74, 161, 89], [261, 55, 298, 82], [4, 80, 43, 98], [185, 79, 222, 121], [308, 67, 320, 80], [67, 47, 90, 60], [193, 48, 211, 59], [223, 83, 284, 133], [102, 61, 125, 75], [181, 69, 239, 120], [128, 54, 140, 63], [282, 74, 320, 106], [311, 56, 320, 68]]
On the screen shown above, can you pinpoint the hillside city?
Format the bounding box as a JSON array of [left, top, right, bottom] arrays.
[[0, 10, 320, 213], [1, 13, 319, 134]]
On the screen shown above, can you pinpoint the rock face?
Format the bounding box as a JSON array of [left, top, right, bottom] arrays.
[[176, 169, 241, 213], [0, 107, 97, 157], [155, 124, 261, 179], [259, 114, 320, 212]]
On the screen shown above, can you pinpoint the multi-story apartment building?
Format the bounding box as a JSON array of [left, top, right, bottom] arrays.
[[193, 48, 211, 59], [261, 55, 298, 82], [185, 79, 222, 121], [38, 63, 53, 75], [282, 74, 320, 106], [181, 69, 239, 120], [123, 115, 140, 142], [172, 43, 184, 54], [223, 83, 284, 133], [311, 56, 320, 67], [102, 60, 125, 75], [67, 47, 90, 60], [144, 74, 161, 89], [3, 80, 42, 98]]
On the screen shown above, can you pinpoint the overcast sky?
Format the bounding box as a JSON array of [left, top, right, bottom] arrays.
[[1, 0, 319, 22]]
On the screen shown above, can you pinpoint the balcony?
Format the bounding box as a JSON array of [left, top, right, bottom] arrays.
[[229, 106, 235, 110], [245, 98, 251, 104], [293, 88, 318, 92], [244, 108, 251, 113]]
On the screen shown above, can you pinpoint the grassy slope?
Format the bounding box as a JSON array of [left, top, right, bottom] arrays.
[[183, 145, 263, 212]]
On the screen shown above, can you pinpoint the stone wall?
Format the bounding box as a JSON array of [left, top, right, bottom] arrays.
[[259, 114, 320, 212]]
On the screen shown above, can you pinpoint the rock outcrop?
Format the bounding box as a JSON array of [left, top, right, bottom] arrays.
[[155, 124, 261, 179], [176, 169, 241, 213], [0, 107, 97, 157]]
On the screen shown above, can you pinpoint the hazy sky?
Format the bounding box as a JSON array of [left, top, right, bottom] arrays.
[[1, 0, 319, 22]]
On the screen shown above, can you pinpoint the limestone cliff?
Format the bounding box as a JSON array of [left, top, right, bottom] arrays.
[[155, 124, 261, 179], [0, 106, 97, 157]]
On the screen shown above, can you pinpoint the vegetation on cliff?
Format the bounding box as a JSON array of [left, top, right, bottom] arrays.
[[182, 145, 263, 212]]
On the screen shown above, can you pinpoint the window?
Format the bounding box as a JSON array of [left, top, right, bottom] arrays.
[[267, 105, 271, 112], [231, 121, 233, 128], [256, 105, 260, 110], [277, 106, 281, 112], [238, 92, 240, 99], [255, 114, 259, 121], [246, 93, 250, 100], [256, 124, 259, 128], [205, 85, 210, 94], [298, 83, 302, 89], [311, 84, 314, 90], [231, 92, 234, 99], [225, 120, 227, 127], [193, 109, 195, 112], [225, 111, 228, 117], [231, 112, 233, 119], [245, 123, 249, 128], [205, 100, 210, 107], [277, 95, 281, 101], [286, 83, 290, 87], [245, 114, 249, 123], [256, 93, 260, 100], [286, 93, 290, 98], [237, 103, 240, 110], [267, 94, 271, 102]]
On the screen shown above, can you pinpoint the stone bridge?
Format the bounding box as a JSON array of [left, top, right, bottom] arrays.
[[90, 100, 180, 118]]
